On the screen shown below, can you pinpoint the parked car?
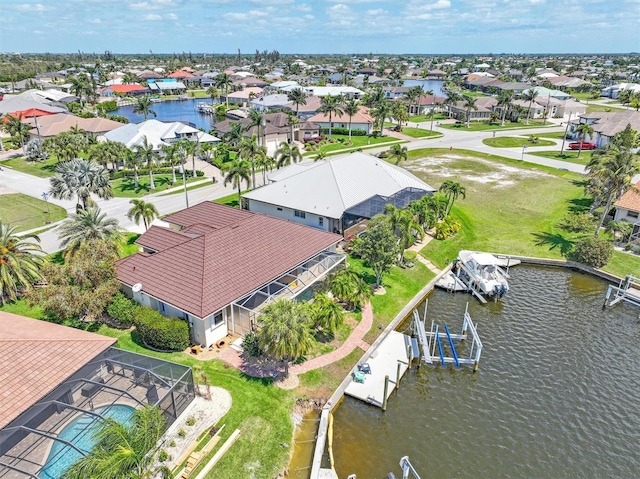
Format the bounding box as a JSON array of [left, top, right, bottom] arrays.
[[569, 141, 597, 150]]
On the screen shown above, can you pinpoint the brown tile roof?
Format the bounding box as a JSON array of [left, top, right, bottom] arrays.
[[135, 225, 192, 252], [308, 106, 375, 125], [614, 182, 640, 213], [0, 312, 115, 429], [117, 203, 342, 319], [26, 113, 124, 137]]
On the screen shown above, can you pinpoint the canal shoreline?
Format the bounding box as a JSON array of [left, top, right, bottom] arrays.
[[308, 255, 625, 479]]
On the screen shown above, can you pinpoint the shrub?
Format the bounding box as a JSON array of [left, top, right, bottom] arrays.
[[403, 250, 418, 263], [435, 215, 461, 240], [76, 111, 96, 119], [178, 429, 186, 438], [571, 236, 613, 268], [320, 127, 367, 136], [133, 307, 190, 351], [106, 292, 136, 328], [158, 450, 169, 462], [96, 100, 118, 114], [186, 416, 196, 427], [558, 213, 596, 233], [110, 167, 204, 179], [106, 114, 130, 124], [242, 331, 262, 357]]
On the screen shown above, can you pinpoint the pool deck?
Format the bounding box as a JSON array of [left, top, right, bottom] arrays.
[[344, 330, 412, 408]]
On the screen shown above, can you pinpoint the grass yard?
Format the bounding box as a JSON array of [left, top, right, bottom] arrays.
[[537, 131, 570, 140], [97, 327, 294, 479], [306, 134, 399, 156], [586, 104, 625, 113], [111, 174, 201, 198], [213, 190, 250, 208], [400, 148, 640, 278], [0, 193, 67, 232], [528, 149, 594, 166], [400, 127, 442, 139], [157, 179, 213, 196], [3, 155, 60, 178], [482, 136, 556, 148], [409, 114, 447, 122], [440, 119, 553, 132]]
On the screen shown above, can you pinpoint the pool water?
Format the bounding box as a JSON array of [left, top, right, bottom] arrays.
[[39, 404, 135, 479]]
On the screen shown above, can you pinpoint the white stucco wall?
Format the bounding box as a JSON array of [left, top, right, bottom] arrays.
[[614, 207, 640, 223], [247, 199, 333, 231]]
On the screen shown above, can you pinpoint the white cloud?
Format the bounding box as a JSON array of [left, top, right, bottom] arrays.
[[142, 13, 162, 20], [165, 13, 178, 20], [89, 18, 102, 24], [14, 3, 49, 12]]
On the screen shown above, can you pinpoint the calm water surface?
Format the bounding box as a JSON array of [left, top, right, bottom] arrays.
[[402, 79, 446, 97], [332, 266, 640, 479], [112, 98, 218, 131]]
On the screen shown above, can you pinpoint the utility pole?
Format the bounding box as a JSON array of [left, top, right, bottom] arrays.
[[560, 111, 572, 155]]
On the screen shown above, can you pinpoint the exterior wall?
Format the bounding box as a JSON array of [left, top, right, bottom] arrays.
[[614, 206, 640, 223], [313, 120, 372, 134], [201, 309, 228, 346], [247, 199, 333, 231]]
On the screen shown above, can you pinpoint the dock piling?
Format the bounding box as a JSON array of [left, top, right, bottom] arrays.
[[396, 362, 401, 389], [382, 376, 389, 411]]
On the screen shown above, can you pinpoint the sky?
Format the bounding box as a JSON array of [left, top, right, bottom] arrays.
[[1, 0, 639, 55]]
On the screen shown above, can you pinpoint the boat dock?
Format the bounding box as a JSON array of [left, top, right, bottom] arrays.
[[344, 331, 413, 409], [604, 275, 640, 308]]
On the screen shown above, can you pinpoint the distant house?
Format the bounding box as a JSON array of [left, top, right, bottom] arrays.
[[104, 119, 220, 150], [147, 80, 186, 95], [100, 84, 149, 97], [449, 97, 498, 122], [302, 85, 363, 99], [307, 106, 375, 134], [244, 152, 435, 233], [116, 202, 344, 346], [295, 120, 321, 142], [24, 113, 124, 139], [249, 93, 292, 112], [212, 112, 293, 154], [221, 87, 264, 106], [571, 111, 640, 147]]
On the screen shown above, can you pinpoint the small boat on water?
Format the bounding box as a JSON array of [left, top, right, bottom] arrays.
[[454, 250, 513, 300]]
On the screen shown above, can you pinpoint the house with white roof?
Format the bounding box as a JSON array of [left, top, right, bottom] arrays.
[[302, 86, 363, 99], [243, 152, 435, 234], [103, 119, 219, 150]]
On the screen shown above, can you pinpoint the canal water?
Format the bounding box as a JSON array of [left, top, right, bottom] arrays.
[[332, 265, 640, 478], [402, 79, 446, 97], [112, 99, 219, 131]]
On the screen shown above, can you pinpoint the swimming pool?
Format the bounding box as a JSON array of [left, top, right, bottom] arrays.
[[39, 404, 135, 479]]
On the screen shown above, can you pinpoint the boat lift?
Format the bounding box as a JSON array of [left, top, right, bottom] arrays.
[[347, 456, 421, 479], [603, 275, 640, 309], [412, 302, 483, 372]]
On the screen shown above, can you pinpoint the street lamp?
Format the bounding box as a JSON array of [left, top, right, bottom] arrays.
[[521, 144, 528, 161]]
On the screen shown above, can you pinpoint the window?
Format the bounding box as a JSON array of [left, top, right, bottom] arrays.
[[277, 207, 283, 211], [294, 210, 306, 218], [210, 311, 224, 329], [319, 217, 324, 227], [628, 211, 639, 219]]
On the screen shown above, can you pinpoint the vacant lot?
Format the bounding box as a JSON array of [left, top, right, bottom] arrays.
[[402, 148, 640, 277], [0, 193, 66, 231], [482, 136, 556, 148]]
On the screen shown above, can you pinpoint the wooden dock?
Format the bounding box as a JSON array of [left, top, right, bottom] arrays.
[[344, 331, 412, 408]]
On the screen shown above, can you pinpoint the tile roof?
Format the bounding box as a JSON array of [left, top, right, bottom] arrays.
[[25, 113, 123, 137], [117, 203, 341, 318], [0, 312, 115, 429], [308, 106, 375, 125], [614, 182, 640, 213], [100, 84, 148, 94]]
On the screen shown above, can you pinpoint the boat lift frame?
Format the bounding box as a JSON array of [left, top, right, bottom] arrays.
[[412, 302, 483, 371], [603, 275, 640, 308]]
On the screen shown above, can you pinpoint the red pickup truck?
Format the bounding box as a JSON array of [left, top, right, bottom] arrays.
[[568, 141, 597, 150]]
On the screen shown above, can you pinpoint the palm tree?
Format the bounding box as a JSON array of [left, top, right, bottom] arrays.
[[49, 158, 113, 210], [58, 207, 123, 258], [462, 95, 478, 128], [275, 142, 302, 168], [314, 150, 328, 162], [62, 404, 169, 479], [68, 74, 91, 104], [246, 109, 266, 148], [309, 292, 343, 334], [439, 180, 467, 215], [215, 73, 233, 106], [1, 114, 31, 148], [256, 298, 313, 377], [125, 149, 143, 188], [287, 88, 307, 116], [575, 123, 595, 158], [121, 71, 138, 85], [421, 89, 435, 133], [239, 135, 266, 187], [343, 98, 359, 139], [444, 90, 462, 119], [392, 101, 409, 129], [606, 220, 633, 244], [223, 157, 251, 197], [0, 223, 45, 304], [329, 269, 371, 311], [317, 95, 344, 139], [497, 90, 514, 126], [371, 99, 392, 136], [134, 138, 157, 190], [587, 146, 639, 237], [161, 143, 179, 184], [224, 122, 245, 147], [255, 154, 275, 184], [384, 204, 424, 251], [205, 85, 218, 105], [406, 86, 423, 116], [127, 199, 159, 231], [387, 144, 408, 165], [521, 88, 539, 125], [132, 95, 157, 121]]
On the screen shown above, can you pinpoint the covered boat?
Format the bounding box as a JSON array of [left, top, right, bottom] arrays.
[[455, 250, 510, 299]]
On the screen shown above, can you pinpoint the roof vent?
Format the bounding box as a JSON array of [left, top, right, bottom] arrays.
[[132, 283, 143, 293]]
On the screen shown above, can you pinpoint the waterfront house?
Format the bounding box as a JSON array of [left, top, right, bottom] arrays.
[[104, 119, 220, 150], [307, 106, 375, 134], [24, 113, 124, 139], [613, 181, 640, 238], [116, 202, 344, 346]]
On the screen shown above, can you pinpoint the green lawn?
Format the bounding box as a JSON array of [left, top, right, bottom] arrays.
[[482, 136, 556, 148], [3, 155, 61, 178], [157, 180, 213, 196], [213, 190, 250, 208], [409, 114, 447, 122], [537, 131, 570, 140], [97, 327, 294, 479], [440, 120, 554, 132], [0, 193, 67, 232], [111, 174, 201, 198], [308, 134, 398, 155], [586, 104, 625, 113], [399, 148, 640, 279], [400, 127, 442, 139], [528, 149, 594, 166]]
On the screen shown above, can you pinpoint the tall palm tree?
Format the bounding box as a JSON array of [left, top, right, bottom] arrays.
[[575, 123, 595, 158], [0, 223, 45, 304], [127, 199, 159, 231], [462, 95, 478, 128], [161, 143, 179, 184], [521, 88, 539, 125], [439, 180, 467, 215], [384, 204, 424, 251], [421, 89, 435, 133], [317, 95, 344, 139], [406, 86, 423, 116], [239, 135, 266, 187], [49, 158, 113, 210], [224, 122, 245, 147], [58, 207, 123, 258], [371, 99, 392, 136], [343, 99, 359, 139], [255, 154, 276, 184], [246, 109, 266, 148], [1, 114, 31, 148], [121, 71, 138, 85], [497, 90, 514, 126], [257, 298, 313, 377], [392, 101, 409, 129], [444, 90, 462, 119], [215, 73, 233, 106], [134, 138, 157, 190], [587, 145, 639, 237], [223, 157, 251, 197], [132, 96, 157, 121], [329, 268, 372, 311], [387, 144, 408, 165], [309, 292, 344, 334], [62, 404, 169, 479], [287, 88, 307, 116], [275, 142, 302, 168], [125, 149, 143, 188], [205, 85, 218, 105]]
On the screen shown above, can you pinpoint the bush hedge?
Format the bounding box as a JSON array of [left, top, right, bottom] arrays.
[[403, 250, 418, 263], [110, 167, 204, 179], [571, 236, 613, 268], [106, 292, 136, 328], [320, 127, 367, 136], [435, 215, 462, 240], [134, 306, 190, 351]]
